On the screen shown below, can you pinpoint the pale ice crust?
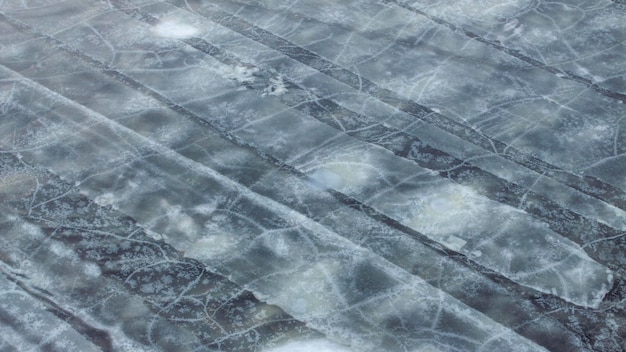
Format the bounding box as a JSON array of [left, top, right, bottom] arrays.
[[304, 146, 613, 309], [1, 0, 625, 350], [152, 19, 199, 38]]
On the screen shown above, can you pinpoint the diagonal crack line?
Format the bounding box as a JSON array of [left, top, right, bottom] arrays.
[[3, 8, 617, 349], [386, 0, 626, 104], [0, 11, 569, 310], [0, 264, 114, 352], [163, 0, 626, 214], [1, 151, 320, 349], [169, 22, 625, 270]]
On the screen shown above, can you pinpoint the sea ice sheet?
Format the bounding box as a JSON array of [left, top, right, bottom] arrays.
[[1, 0, 625, 351]]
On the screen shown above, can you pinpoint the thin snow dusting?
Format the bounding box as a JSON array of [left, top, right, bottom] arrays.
[[1, 0, 625, 351], [152, 18, 199, 38]]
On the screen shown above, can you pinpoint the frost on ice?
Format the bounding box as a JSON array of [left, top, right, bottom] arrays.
[[1, 0, 625, 350], [152, 18, 199, 39]]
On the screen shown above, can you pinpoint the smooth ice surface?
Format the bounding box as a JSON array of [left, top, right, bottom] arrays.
[[0, 0, 625, 351]]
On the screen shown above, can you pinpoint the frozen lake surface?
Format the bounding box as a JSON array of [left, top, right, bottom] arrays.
[[0, 0, 625, 351]]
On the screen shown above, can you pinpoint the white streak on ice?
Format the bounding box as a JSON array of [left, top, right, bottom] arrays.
[[152, 19, 198, 38]]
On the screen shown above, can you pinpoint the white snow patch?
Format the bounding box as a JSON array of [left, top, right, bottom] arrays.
[[144, 228, 164, 241], [264, 75, 288, 96], [309, 168, 343, 189], [49, 242, 75, 259], [152, 19, 198, 39], [223, 65, 259, 84], [183, 234, 239, 259], [193, 202, 218, 214], [442, 235, 467, 251], [95, 193, 117, 207], [307, 154, 376, 192], [566, 124, 611, 142], [470, 249, 483, 257], [407, 184, 486, 238], [577, 66, 590, 76], [308, 163, 372, 192], [503, 18, 518, 31], [255, 258, 345, 317], [160, 200, 199, 237], [83, 262, 101, 278], [21, 222, 43, 238]]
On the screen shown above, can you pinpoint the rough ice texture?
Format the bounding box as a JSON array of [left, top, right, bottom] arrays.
[[0, 0, 625, 351]]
